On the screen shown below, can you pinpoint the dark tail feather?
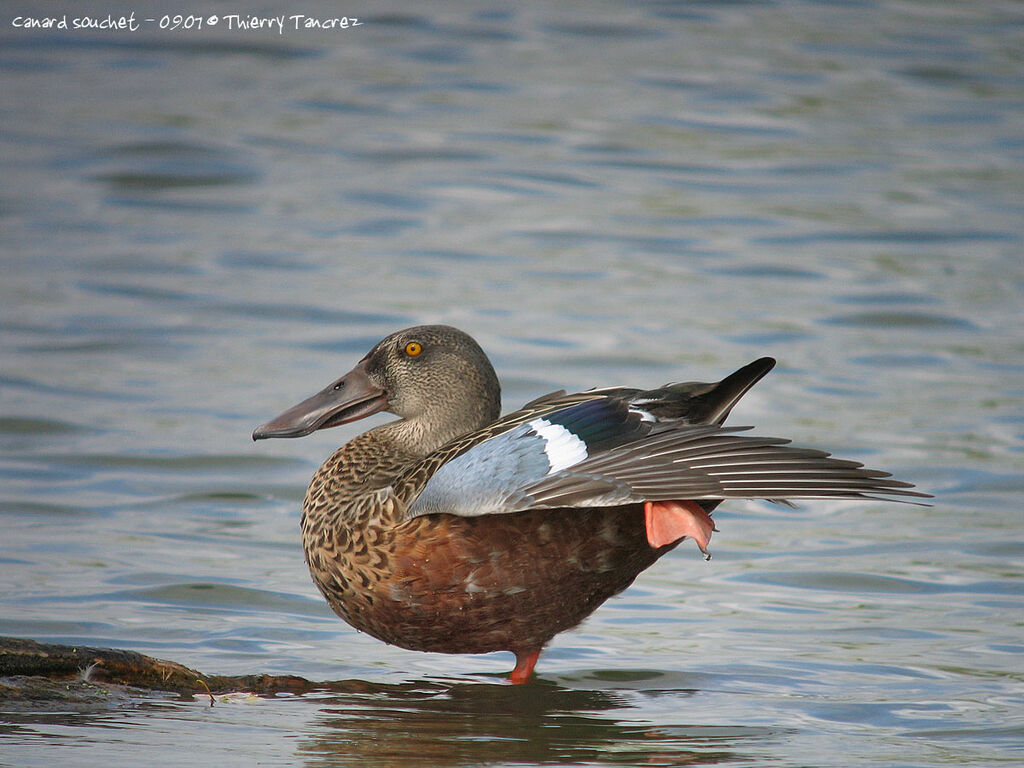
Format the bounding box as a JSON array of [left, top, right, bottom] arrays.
[[637, 357, 776, 425]]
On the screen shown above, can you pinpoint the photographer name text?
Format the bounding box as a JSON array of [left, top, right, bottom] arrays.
[[10, 13, 362, 34]]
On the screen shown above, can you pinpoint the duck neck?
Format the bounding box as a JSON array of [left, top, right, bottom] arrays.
[[373, 407, 492, 459]]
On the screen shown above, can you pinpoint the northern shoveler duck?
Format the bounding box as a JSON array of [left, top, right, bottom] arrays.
[[253, 325, 927, 683]]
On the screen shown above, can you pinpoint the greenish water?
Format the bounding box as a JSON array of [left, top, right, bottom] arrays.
[[1, 1, 1022, 766]]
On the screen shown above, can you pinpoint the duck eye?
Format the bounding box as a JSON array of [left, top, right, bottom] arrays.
[[404, 341, 423, 357]]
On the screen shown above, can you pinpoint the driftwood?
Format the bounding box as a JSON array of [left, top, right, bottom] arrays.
[[0, 636, 372, 704]]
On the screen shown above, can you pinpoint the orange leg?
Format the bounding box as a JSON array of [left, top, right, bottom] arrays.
[[509, 648, 542, 684]]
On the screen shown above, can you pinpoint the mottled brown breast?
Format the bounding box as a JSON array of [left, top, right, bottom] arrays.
[[312, 502, 676, 656]]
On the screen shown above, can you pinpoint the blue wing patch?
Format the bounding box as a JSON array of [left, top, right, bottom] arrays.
[[406, 398, 644, 519], [406, 422, 551, 517]]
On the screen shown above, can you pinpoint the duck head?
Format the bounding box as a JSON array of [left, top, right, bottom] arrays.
[[253, 325, 501, 450]]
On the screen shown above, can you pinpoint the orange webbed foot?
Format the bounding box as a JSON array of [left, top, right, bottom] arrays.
[[509, 648, 542, 684], [644, 500, 714, 555]]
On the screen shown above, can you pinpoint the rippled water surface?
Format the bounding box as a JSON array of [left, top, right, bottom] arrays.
[[2, 1, 1022, 766]]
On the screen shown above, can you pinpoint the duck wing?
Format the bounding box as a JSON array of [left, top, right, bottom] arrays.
[[401, 364, 929, 520]]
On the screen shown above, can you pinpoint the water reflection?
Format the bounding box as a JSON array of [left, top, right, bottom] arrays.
[[298, 678, 772, 767]]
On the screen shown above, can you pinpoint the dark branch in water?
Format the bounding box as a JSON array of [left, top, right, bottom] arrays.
[[0, 636, 372, 702]]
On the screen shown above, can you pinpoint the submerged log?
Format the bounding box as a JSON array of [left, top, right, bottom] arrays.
[[0, 636, 368, 702]]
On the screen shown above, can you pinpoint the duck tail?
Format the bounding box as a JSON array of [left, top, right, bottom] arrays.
[[630, 357, 776, 425]]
